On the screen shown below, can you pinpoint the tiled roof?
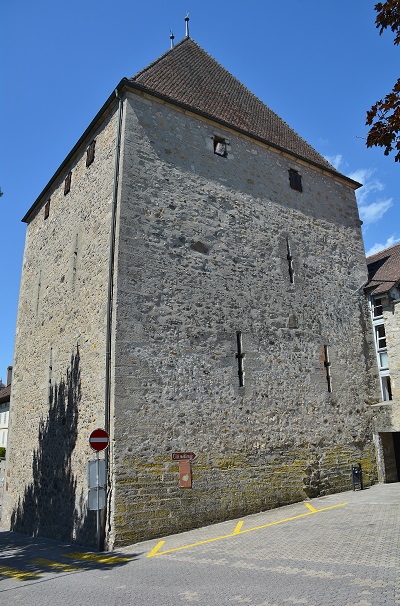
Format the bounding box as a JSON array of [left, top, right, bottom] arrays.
[[366, 243, 400, 296], [0, 384, 11, 404], [130, 38, 339, 173]]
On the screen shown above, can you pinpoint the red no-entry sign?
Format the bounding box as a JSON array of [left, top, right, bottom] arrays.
[[89, 428, 109, 452]]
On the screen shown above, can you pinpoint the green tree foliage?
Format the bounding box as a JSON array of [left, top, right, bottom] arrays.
[[366, 1, 400, 161]]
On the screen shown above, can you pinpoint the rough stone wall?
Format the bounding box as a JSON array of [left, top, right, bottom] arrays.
[[3, 107, 118, 546], [383, 300, 400, 404], [109, 92, 380, 547]]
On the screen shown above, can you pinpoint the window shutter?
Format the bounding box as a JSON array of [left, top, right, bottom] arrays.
[[44, 199, 50, 219], [64, 171, 72, 195], [86, 140, 96, 167]]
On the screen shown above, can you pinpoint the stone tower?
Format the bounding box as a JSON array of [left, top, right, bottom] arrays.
[[3, 38, 380, 549]]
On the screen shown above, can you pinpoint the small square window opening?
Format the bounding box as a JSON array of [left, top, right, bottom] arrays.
[[289, 169, 302, 192], [213, 136, 227, 157]]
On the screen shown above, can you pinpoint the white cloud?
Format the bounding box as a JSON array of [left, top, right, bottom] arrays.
[[366, 235, 400, 257], [325, 154, 343, 170], [346, 167, 393, 226], [359, 198, 393, 225]]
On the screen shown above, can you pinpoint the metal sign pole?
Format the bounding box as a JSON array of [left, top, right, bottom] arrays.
[[89, 428, 109, 552], [96, 450, 100, 551]]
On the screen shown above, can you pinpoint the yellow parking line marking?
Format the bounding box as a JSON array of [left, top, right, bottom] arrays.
[[233, 521, 244, 534], [304, 502, 318, 513], [64, 552, 131, 564], [147, 530, 241, 557], [147, 502, 347, 558], [147, 540, 166, 558], [0, 565, 41, 581], [32, 558, 81, 572], [238, 503, 347, 534]]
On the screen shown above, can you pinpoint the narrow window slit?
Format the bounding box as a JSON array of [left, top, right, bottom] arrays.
[[86, 140, 96, 167], [49, 347, 53, 385], [324, 345, 332, 393], [236, 331, 245, 387], [286, 238, 295, 284], [72, 233, 79, 290], [64, 171, 72, 195], [36, 270, 42, 315], [44, 199, 50, 219]]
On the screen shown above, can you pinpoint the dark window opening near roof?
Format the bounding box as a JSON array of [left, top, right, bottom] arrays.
[[86, 140, 96, 167], [64, 171, 72, 195], [289, 169, 302, 192], [213, 136, 227, 158], [373, 298, 383, 318], [44, 200, 50, 220]]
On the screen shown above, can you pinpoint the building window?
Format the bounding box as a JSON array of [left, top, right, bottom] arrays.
[[64, 171, 72, 195], [213, 136, 227, 157], [370, 295, 392, 401], [374, 324, 388, 370], [44, 199, 50, 220], [86, 140, 96, 167], [372, 297, 383, 318], [381, 375, 392, 401], [289, 169, 302, 192]]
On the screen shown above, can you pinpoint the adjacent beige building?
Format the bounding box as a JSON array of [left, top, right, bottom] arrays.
[[3, 37, 380, 549], [366, 243, 400, 482]]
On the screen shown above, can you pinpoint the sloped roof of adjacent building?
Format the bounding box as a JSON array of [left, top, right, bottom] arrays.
[[366, 243, 400, 296], [130, 37, 340, 174], [0, 384, 11, 404]]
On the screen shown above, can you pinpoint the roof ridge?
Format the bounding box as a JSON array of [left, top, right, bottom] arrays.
[[131, 36, 190, 81], [367, 242, 400, 260]]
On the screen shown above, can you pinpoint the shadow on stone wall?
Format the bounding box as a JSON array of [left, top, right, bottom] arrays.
[[11, 347, 94, 545]]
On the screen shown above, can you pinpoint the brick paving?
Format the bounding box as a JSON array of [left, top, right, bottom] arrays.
[[0, 483, 399, 605], [136, 482, 400, 606]]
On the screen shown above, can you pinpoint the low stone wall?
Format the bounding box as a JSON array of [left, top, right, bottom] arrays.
[[113, 444, 377, 546]]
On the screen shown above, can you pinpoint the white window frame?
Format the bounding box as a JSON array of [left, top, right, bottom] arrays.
[[369, 295, 392, 401]]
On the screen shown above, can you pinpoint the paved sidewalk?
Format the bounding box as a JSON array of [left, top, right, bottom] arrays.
[[1, 483, 399, 605], [128, 482, 400, 606]]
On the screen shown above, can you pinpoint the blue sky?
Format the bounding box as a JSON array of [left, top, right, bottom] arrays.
[[1, 0, 398, 378]]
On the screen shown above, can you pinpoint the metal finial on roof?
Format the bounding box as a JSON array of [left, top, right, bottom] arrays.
[[185, 13, 190, 38], [170, 30, 175, 49]]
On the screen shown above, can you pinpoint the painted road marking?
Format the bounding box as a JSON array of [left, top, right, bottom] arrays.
[[233, 521, 243, 535], [0, 565, 41, 581], [147, 501, 347, 558], [0, 553, 132, 584], [32, 558, 81, 572], [64, 552, 131, 564]]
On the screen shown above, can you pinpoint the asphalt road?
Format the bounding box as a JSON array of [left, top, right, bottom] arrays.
[[1, 483, 399, 605]]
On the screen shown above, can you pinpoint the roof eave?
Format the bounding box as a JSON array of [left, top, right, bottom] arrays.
[[124, 81, 362, 190], [22, 79, 130, 224]]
